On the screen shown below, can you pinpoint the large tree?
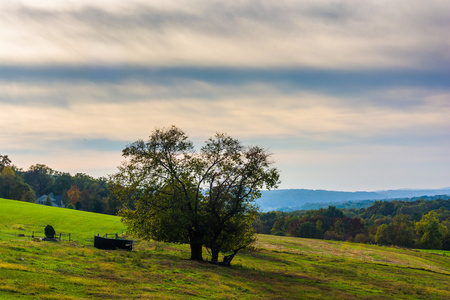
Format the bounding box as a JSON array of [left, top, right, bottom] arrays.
[[110, 126, 279, 263]]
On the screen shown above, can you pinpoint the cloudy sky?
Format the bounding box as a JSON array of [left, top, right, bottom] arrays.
[[1, 0, 449, 191]]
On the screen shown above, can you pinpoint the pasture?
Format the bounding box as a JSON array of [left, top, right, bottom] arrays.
[[0, 198, 449, 299]]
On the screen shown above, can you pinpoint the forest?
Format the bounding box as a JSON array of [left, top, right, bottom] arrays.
[[254, 198, 450, 250], [0, 154, 119, 215]]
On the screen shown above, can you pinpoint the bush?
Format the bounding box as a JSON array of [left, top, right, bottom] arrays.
[[323, 230, 344, 241], [272, 231, 285, 236], [354, 233, 369, 243], [45, 225, 56, 238], [442, 235, 450, 250]]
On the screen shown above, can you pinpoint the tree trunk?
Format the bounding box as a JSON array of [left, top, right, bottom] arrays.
[[190, 243, 203, 261], [220, 247, 244, 266], [221, 254, 235, 266], [209, 231, 221, 263], [211, 247, 219, 263]]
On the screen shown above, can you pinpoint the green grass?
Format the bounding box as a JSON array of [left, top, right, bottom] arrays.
[[0, 198, 126, 244], [417, 249, 449, 256], [1, 198, 449, 299]]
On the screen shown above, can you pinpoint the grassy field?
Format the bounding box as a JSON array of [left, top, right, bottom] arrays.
[[0, 198, 449, 299], [0, 198, 126, 244]]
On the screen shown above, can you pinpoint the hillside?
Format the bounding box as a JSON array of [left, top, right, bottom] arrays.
[[0, 198, 126, 244], [0, 198, 449, 299], [258, 187, 450, 211]]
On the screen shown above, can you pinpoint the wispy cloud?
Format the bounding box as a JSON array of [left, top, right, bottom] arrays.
[[2, 77, 448, 143], [1, 0, 449, 69]]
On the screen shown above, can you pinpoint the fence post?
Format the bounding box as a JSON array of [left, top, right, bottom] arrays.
[[69, 233, 71, 241], [32, 231, 34, 238], [60, 233, 62, 241], [115, 233, 118, 239]]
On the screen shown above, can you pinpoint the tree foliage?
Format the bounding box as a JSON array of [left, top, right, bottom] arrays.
[[256, 198, 450, 250], [0, 167, 35, 202], [0, 155, 114, 214], [67, 185, 82, 207], [415, 211, 447, 249], [110, 126, 280, 263], [0, 154, 12, 172], [375, 214, 415, 247], [45, 195, 53, 206], [23, 164, 55, 195]]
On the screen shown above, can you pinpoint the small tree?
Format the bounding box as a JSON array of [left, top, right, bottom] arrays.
[[416, 211, 446, 249], [45, 195, 53, 206], [75, 201, 82, 210], [389, 214, 416, 248], [67, 185, 81, 206], [375, 224, 391, 245], [45, 225, 56, 239]]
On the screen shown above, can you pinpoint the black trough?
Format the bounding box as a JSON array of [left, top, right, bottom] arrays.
[[94, 235, 134, 251]]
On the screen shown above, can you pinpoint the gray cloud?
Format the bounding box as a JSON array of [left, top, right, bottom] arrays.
[[1, 66, 449, 119], [2, 0, 449, 69], [2, 0, 450, 189], [2, 76, 448, 143]]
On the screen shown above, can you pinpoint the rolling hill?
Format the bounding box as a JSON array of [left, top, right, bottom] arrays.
[[0, 197, 126, 244], [0, 197, 449, 299], [257, 187, 450, 211]]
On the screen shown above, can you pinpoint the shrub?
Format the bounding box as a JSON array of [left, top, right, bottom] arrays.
[[354, 233, 369, 243], [45, 225, 56, 238], [442, 235, 450, 250], [324, 230, 344, 241]]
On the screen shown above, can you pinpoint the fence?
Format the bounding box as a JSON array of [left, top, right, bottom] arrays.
[[11, 231, 126, 242], [27, 231, 71, 241], [100, 232, 126, 239]]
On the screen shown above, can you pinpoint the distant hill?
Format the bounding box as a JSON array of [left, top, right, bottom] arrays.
[[257, 187, 450, 212]]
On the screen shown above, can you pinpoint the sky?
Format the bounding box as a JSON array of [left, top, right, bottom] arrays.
[[1, 0, 450, 191]]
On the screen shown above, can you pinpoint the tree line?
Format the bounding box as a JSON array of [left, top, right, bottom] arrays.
[[3, 133, 450, 258], [254, 198, 450, 250], [2, 125, 280, 265], [0, 154, 120, 215]]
